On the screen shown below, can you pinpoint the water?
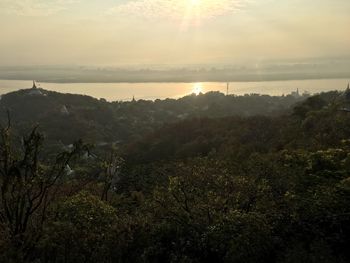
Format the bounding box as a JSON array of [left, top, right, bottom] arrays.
[[0, 79, 348, 101]]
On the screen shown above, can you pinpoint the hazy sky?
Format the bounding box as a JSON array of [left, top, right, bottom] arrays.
[[0, 0, 349, 66]]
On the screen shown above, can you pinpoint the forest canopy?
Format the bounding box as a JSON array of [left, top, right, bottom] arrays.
[[1, 88, 350, 262]]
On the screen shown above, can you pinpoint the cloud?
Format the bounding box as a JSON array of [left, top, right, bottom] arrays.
[[108, 0, 250, 24], [0, 0, 78, 16]]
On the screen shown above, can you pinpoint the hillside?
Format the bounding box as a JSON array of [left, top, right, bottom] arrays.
[[1, 87, 350, 263], [123, 90, 349, 164], [0, 87, 308, 144]]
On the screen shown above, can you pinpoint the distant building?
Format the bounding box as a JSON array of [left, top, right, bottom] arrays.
[[338, 83, 350, 112], [290, 89, 300, 98], [82, 151, 96, 160], [177, 113, 189, 120], [302, 90, 310, 97], [60, 105, 70, 115], [64, 164, 74, 176], [28, 89, 43, 96], [62, 144, 74, 151], [345, 83, 350, 101]]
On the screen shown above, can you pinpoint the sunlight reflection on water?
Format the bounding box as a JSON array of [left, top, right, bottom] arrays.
[[0, 79, 348, 101]]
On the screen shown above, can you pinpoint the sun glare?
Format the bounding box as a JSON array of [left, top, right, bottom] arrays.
[[193, 83, 203, 95], [190, 0, 201, 6]]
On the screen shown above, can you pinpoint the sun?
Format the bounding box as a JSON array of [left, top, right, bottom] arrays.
[[114, 0, 246, 26], [193, 83, 203, 95], [190, 0, 201, 6]]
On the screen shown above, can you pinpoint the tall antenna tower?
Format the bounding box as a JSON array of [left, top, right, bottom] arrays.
[[226, 82, 230, 96]]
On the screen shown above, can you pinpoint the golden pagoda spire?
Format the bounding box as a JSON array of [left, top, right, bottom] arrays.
[[32, 80, 37, 89]]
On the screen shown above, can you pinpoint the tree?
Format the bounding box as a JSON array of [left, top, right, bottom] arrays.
[[99, 149, 124, 202], [40, 192, 117, 263], [0, 120, 87, 261]]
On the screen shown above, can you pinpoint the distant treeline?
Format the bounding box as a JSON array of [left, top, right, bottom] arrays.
[[0, 89, 308, 145]]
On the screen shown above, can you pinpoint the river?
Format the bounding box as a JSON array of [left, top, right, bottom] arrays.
[[0, 79, 348, 101]]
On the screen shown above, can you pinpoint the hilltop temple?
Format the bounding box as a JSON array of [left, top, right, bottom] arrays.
[[28, 80, 44, 96]]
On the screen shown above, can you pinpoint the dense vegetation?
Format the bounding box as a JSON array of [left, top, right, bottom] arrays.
[[1, 87, 350, 262], [0, 88, 306, 144]]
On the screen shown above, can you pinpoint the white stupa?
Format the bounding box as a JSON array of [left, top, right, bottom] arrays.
[[28, 80, 43, 96], [64, 164, 74, 175], [60, 105, 70, 115]]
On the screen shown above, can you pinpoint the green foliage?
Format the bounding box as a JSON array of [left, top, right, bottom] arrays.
[[144, 159, 274, 263], [0, 123, 90, 261], [40, 192, 117, 263], [0, 89, 308, 145], [1, 90, 350, 262]]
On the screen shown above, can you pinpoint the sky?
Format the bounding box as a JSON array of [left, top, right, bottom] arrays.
[[0, 0, 349, 66]]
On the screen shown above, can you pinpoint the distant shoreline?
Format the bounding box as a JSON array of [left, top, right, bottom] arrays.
[[1, 78, 348, 102]]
